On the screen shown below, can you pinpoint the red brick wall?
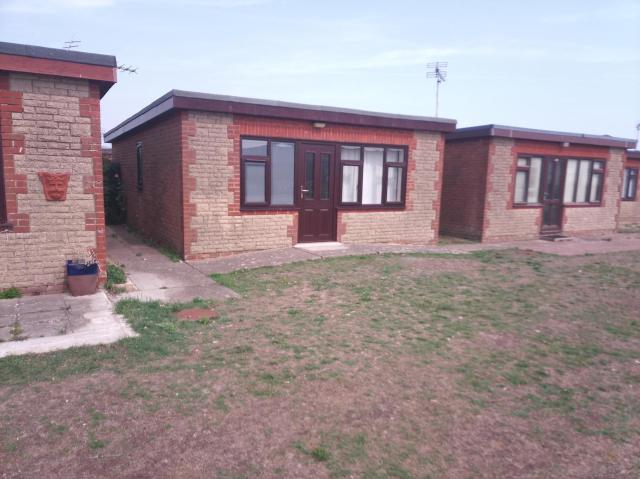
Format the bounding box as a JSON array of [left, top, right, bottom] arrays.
[[440, 137, 490, 239], [111, 111, 184, 256]]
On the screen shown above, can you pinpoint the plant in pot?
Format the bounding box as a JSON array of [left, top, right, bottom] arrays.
[[66, 248, 100, 296]]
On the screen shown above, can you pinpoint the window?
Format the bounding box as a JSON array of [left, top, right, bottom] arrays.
[[136, 142, 143, 192], [241, 138, 295, 207], [339, 145, 406, 207], [563, 159, 604, 204], [622, 168, 638, 200], [513, 157, 542, 204]]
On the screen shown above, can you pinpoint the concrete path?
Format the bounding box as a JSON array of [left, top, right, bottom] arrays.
[[107, 226, 238, 301], [188, 233, 640, 275], [0, 292, 136, 358]]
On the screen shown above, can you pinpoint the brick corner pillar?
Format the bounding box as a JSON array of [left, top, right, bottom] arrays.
[[81, 83, 107, 282]]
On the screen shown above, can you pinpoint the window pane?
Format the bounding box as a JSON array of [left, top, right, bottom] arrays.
[[629, 175, 638, 199], [244, 162, 265, 203], [387, 148, 404, 163], [564, 159, 577, 203], [514, 171, 527, 203], [387, 167, 403, 202], [242, 139, 268, 156], [527, 157, 542, 203], [341, 146, 360, 162], [341, 165, 358, 202], [593, 161, 604, 171], [320, 153, 330, 200], [362, 147, 384, 204], [589, 173, 602, 203], [517, 158, 528, 167], [304, 152, 315, 199], [622, 169, 630, 198], [271, 142, 294, 205], [136, 143, 143, 192], [575, 160, 591, 203]]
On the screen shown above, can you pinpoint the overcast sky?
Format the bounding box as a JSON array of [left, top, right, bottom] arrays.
[[1, 0, 639, 141]]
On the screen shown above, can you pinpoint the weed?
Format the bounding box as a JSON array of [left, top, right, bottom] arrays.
[[0, 287, 21, 300]]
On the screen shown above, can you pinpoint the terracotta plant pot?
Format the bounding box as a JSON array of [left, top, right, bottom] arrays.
[[66, 261, 99, 296]]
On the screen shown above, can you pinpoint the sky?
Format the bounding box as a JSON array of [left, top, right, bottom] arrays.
[[1, 0, 639, 141]]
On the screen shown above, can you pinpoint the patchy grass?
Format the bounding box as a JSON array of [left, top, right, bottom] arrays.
[[0, 287, 21, 300], [1, 249, 640, 477]]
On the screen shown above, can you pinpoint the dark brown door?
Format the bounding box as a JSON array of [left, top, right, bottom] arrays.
[[541, 158, 564, 234], [298, 143, 335, 242]]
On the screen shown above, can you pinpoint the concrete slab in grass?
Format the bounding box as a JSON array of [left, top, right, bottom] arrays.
[[0, 291, 136, 358]]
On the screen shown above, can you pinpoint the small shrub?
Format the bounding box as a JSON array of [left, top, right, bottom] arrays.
[[0, 287, 21, 300], [107, 263, 126, 284], [106, 263, 127, 294]]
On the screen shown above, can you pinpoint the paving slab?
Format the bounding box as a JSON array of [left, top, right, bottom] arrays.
[[107, 226, 239, 301], [18, 311, 68, 338], [187, 233, 640, 275], [189, 247, 317, 275], [0, 299, 19, 316], [0, 291, 136, 358], [0, 314, 16, 328]]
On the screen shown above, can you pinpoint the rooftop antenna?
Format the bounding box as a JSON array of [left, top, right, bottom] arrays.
[[636, 122, 640, 145], [63, 39, 81, 49], [117, 64, 139, 74], [426, 61, 448, 117]]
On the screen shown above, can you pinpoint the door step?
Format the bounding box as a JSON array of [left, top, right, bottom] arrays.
[[540, 234, 572, 242], [294, 242, 347, 252]]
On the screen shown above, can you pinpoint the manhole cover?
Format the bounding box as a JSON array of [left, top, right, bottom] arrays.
[[175, 308, 217, 321]]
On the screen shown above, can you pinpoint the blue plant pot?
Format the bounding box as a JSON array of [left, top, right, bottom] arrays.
[[66, 260, 99, 276]]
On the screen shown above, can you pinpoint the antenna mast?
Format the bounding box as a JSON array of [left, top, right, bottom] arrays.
[[426, 61, 448, 117], [63, 39, 81, 49]]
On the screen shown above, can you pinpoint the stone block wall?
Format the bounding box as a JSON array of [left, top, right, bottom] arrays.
[[483, 138, 541, 241], [563, 147, 623, 235], [0, 72, 106, 293]]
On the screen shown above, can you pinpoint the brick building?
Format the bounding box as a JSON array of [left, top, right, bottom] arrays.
[[440, 125, 636, 242], [105, 91, 455, 260], [620, 149, 640, 227], [0, 42, 117, 294]]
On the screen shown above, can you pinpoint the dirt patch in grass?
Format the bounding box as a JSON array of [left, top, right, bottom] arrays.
[[1, 250, 639, 478]]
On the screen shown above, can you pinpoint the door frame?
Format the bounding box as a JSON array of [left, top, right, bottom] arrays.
[[540, 156, 565, 235], [296, 142, 338, 242]]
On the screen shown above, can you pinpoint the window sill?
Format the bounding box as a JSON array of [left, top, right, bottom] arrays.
[[512, 203, 542, 209], [1, 222, 14, 232], [621, 198, 637, 202], [240, 206, 298, 212], [336, 205, 406, 211], [563, 203, 602, 207]]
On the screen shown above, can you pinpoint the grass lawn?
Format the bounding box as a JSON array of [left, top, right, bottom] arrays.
[[1, 249, 639, 478]]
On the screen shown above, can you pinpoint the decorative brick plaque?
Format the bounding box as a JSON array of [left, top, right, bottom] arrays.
[[38, 172, 70, 201]]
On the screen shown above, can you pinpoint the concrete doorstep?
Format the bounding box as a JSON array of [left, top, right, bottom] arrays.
[[0, 291, 136, 359]]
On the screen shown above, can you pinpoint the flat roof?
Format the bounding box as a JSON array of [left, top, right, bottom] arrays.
[[104, 90, 457, 142], [628, 150, 640, 159], [0, 41, 117, 97], [0, 41, 116, 68], [446, 124, 636, 149]]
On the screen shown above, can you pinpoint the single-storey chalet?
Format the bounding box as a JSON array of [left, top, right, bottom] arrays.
[[620, 149, 640, 228], [0, 42, 117, 293], [440, 125, 636, 241], [104, 91, 455, 260]]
